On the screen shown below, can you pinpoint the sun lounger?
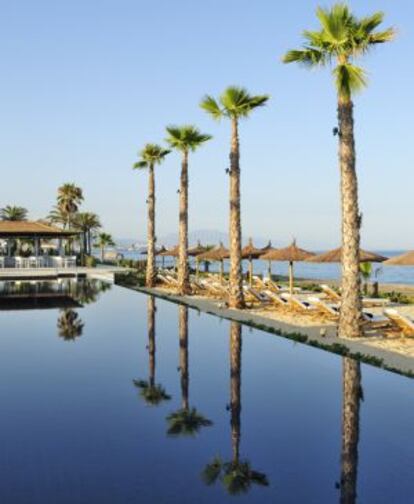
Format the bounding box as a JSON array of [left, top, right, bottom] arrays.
[[308, 296, 340, 318], [262, 289, 290, 308], [384, 309, 414, 337], [243, 286, 272, 305], [320, 283, 389, 308], [281, 293, 315, 312]]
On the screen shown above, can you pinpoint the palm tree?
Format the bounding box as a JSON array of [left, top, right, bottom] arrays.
[[94, 232, 115, 262], [339, 357, 361, 504], [48, 205, 69, 228], [73, 212, 102, 255], [133, 296, 171, 406], [0, 205, 28, 221], [283, 4, 394, 338], [57, 309, 84, 341], [200, 87, 269, 309], [166, 126, 212, 295], [202, 321, 268, 495], [166, 305, 212, 436], [134, 144, 171, 288], [57, 183, 84, 229], [359, 262, 372, 296]]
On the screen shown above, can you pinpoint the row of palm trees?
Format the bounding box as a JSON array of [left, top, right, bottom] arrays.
[[135, 3, 394, 339]]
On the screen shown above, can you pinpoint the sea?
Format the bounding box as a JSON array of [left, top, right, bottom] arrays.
[[116, 249, 414, 286]]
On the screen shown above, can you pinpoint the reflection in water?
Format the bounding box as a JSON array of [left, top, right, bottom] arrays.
[[57, 309, 84, 341], [340, 358, 361, 504], [166, 305, 212, 436], [202, 321, 269, 495], [55, 279, 112, 341], [133, 296, 171, 406]]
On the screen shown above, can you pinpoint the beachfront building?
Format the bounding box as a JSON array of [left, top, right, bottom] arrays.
[[0, 221, 80, 268]]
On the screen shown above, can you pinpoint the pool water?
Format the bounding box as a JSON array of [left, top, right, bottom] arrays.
[[0, 279, 413, 503]]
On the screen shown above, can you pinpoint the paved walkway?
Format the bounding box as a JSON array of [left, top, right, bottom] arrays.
[[0, 266, 128, 282]]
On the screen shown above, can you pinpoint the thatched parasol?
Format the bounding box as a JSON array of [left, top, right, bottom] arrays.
[[241, 238, 263, 286], [260, 241, 314, 294], [260, 240, 277, 279], [197, 243, 229, 282], [157, 245, 179, 269], [383, 250, 414, 266], [307, 247, 388, 264], [188, 241, 208, 278]]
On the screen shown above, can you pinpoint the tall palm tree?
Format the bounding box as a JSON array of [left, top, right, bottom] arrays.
[[166, 305, 212, 436], [94, 232, 115, 262], [0, 205, 28, 221], [200, 87, 269, 309], [283, 4, 394, 338], [73, 212, 102, 255], [57, 183, 84, 229], [134, 144, 171, 288], [133, 296, 171, 406], [339, 357, 361, 504], [166, 126, 211, 295], [202, 321, 268, 495]]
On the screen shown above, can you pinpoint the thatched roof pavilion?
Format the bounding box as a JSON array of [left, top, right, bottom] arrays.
[[307, 247, 388, 264], [383, 251, 414, 266], [260, 241, 314, 294], [0, 221, 78, 239]]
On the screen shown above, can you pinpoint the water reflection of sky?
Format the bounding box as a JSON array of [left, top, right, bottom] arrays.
[[0, 281, 413, 502]]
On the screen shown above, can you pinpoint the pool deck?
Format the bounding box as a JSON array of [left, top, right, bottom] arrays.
[[130, 285, 414, 378], [0, 266, 129, 283]]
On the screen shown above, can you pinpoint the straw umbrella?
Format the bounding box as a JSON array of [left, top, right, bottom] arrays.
[[197, 243, 230, 283], [260, 241, 314, 294], [158, 245, 179, 270], [188, 241, 208, 279], [382, 251, 414, 266], [153, 245, 168, 268], [261, 240, 276, 279], [307, 247, 388, 264], [241, 238, 263, 286]]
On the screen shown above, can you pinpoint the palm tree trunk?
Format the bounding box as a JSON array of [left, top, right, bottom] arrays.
[[179, 305, 189, 410], [148, 296, 156, 387], [101, 245, 104, 262], [178, 151, 190, 295], [338, 99, 362, 339], [340, 357, 361, 504], [146, 164, 156, 287], [229, 117, 245, 309], [230, 321, 242, 464]]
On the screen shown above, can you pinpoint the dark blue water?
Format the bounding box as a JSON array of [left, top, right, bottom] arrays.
[[0, 279, 413, 503]]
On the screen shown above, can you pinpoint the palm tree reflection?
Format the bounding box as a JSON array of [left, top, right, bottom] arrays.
[[57, 309, 84, 341], [339, 357, 361, 504], [133, 296, 171, 406], [202, 321, 269, 495], [166, 305, 212, 436]]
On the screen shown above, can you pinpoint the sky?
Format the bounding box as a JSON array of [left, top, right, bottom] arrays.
[[0, 0, 412, 249]]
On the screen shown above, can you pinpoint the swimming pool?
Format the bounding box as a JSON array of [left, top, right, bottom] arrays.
[[0, 279, 413, 503]]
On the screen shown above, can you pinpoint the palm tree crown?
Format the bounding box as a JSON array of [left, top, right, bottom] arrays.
[[57, 183, 84, 215], [133, 143, 171, 170], [95, 232, 115, 248], [0, 205, 28, 221], [283, 4, 395, 100], [165, 125, 212, 152], [200, 86, 269, 120]]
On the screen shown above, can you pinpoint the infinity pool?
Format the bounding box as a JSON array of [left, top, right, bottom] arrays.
[[0, 279, 413, 503]]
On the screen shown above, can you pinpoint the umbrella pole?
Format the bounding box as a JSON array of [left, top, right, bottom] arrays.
[[268, 260, 272, 280], [196, 258, 199, 280], [220, 260, 224, 284], [162, 256, 165, 269], [289, 261, 294, 295], [249, 257, 253, 287]]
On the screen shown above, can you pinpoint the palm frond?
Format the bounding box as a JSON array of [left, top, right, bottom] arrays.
[[283, 48, 326, 66], [200, 95, 223, 120], [134, 143, 170, 170], [219, 86, 269, 118], [334, 63, 367, 99], [166, 125, 212, 152]]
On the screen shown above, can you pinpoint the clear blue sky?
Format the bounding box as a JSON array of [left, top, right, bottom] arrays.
[[0, 0, 412, 249]]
